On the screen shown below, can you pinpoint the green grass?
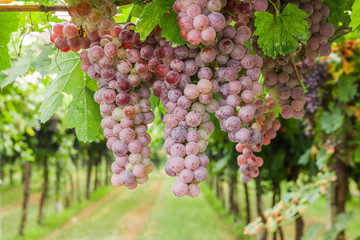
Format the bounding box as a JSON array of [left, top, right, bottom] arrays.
[[2, 168, 360, 240], [1, 185, 114, 240], [49, 171, 236, 240], [1, 165, 113, 240], [137, 175, 235, 240]]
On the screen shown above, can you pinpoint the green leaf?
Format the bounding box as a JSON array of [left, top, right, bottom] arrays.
[[159, 9, 187, 46], [40, 51, 83, 123], [324, 212, 354, 240], [116, 4, 133, 22], [302, 223, 323, 240], [336, 75, 358, 103], [135, 0, 175, 41], [350, 0, 360, 29], [298, 148, 312, 165], [1, 49, 33, 88], [254, 3, 309, 59], [130, 4, 145, 18], [316, 148, 332, 169], [324, 0, 350, 26], [320, 105, 344, 134], [31, 45, 55, 76], [149, 88, 159, 111], [267, 217, 278, 233], [65, 85, 101, 142], [211, 155, 230, 173], [0, 13, 20, 72], [85, 75, 98, 93]]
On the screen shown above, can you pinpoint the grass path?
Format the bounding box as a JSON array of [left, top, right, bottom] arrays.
[[41, 172, 235, 240]]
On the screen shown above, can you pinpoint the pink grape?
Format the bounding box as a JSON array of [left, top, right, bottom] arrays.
[[179, 169, 194, 183], [188, 184, 200, 198], [172, 181, 189, 197]]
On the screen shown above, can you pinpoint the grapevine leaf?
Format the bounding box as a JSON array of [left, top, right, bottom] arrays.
[[298, 148, 312, 165], [116, 4, 133, 22], [267, 217, 277, 233], [335, 75, 358, 103], [40, 51, 83, 123], [38, 0, 57, 6], [149, 88, 159, 111], [160, 9, 187, 46], [319, 105, 344, 134], [301, 223, 323, 240], [350, 0, 360, 30], [254, 3, 310, 59], [0, 13, 20, 72], [85, 75, 98, 93], [135, 0, 175, 41], [324, 212, 354, 240], [323, 0, 350, 26], [1, 49, 34, 88], [31, 45, 55, 76], [315, 149, 332, 169], [130, 4, 145, 18], [65, 85, 101, 143]]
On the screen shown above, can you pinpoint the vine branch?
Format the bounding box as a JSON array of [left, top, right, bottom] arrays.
[[330, 25, 353, 43], [0, 1, 133, 12]]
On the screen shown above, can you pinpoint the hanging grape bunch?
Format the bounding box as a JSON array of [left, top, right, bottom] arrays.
[[68, 0, 117, 32], [48, 0, 335, 197], [299, 61, 332, 136]]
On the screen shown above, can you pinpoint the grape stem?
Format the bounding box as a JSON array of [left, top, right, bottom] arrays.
[[276, 0, 281, 10], [289, 52, 301, 84], [54, 49, 61, 71], [330, 25, 352, 43], [268, 0, 279, 15]]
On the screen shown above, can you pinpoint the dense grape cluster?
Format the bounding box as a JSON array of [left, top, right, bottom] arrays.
[[50, 0, 336, 196], [225, 0, 268, 25], [174, 0, 268, 46], [235, 95, 281, 182], [68, 0, 117, 32], [299, 61, 331, 135], [251, 0, 334, 120], [51, 22, 91, 52], [291, 0, 335, 59], [150, 36, 217, 198], [79, 24, 158, 190], [256, 51, 307, 120]]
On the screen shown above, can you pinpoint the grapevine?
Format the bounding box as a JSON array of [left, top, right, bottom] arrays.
[[46, 0, 338, 197]]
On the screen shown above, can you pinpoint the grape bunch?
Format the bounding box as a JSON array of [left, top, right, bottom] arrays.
[[291, 0, 335, 59], [149, 35, 218, 197], [259, 53, 307, 120], [174, 0, 228, 45], [50, 0, 336, 195], [235, 95, 281, 182], [299, 61, 331, 135], [225, 0, 268, 26], [174, 0, 268, 46], [79, 25, 159, 190], [51, 22, 91, 52], [68, 0, 117, 33]]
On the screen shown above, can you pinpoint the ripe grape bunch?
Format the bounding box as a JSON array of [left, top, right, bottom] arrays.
[[291, 0, 335, 59], [174, 0, 268, 46], [68, 0, 117, 32], [51, 22, 91, 52], [51, 0, 119, 52], [51, 0, 334, 197], [252, 0, 334, 120], [79, 23, 158, 190], [141, 27, 219, 197], [299, 61, 331, 135]]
